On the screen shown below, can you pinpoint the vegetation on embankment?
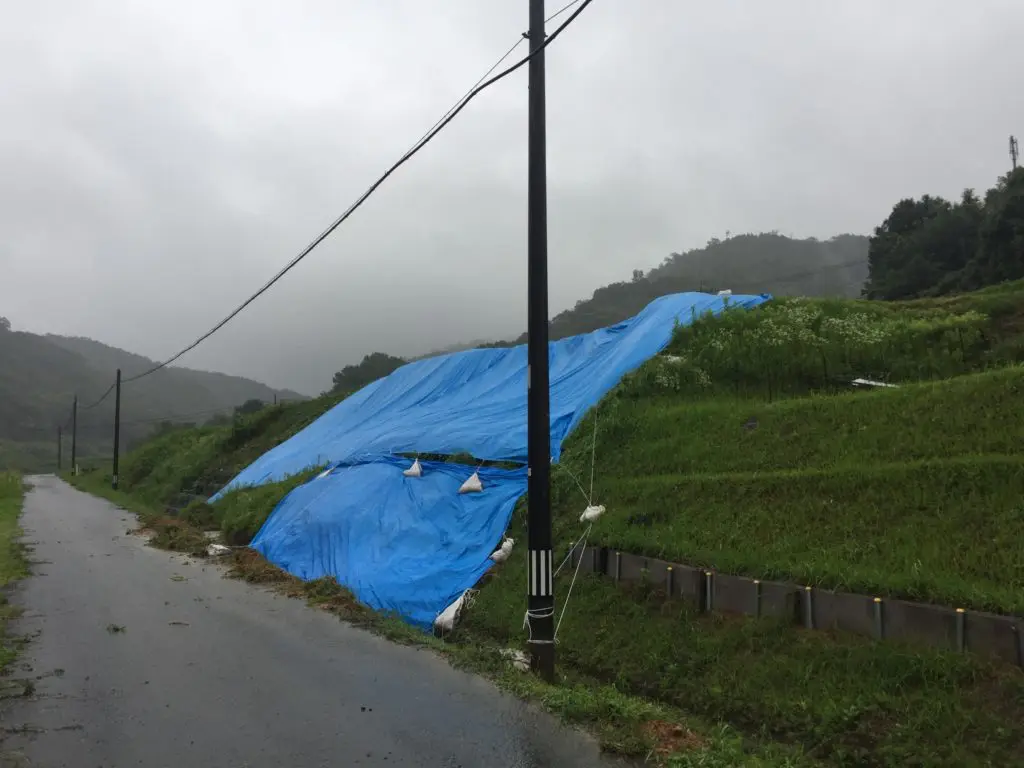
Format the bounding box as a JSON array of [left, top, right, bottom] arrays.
[[66, 279, 1024, 765], [114, 391, 344, 507], [544, 282, 1024, 613], [640, 280, 1024, 401], [0, 472, 29, 672], [564, 366, 1024, 613]]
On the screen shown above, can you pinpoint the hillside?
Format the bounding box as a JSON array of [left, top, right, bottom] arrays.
[[416, 233, 868, 356], [0, 327, 303, 472], [69, 279, 1024, 765]]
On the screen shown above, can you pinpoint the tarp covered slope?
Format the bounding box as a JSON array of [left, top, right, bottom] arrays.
[[214, 291, 769, 499], [250, 457, 526, 629]]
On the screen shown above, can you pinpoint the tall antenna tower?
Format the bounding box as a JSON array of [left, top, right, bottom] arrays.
[[1011, 135, 1020, 171]]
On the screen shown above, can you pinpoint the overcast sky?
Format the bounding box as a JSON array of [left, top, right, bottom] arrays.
[[2, 0, 1022, 394]]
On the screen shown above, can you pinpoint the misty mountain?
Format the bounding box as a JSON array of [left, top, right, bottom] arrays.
[[426, 233, 869, 352], [0, 326, 304, 471]]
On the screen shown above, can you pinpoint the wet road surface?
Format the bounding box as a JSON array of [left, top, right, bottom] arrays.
[[0, 476, 626, 767]]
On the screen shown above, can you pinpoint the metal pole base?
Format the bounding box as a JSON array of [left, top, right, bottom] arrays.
[[529, 642, 555, 682], [527, 593, 555, 681]]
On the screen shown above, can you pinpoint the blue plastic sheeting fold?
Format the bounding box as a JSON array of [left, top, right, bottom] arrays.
[[214, 291, 769, 499], [250, 456, 528, 629]]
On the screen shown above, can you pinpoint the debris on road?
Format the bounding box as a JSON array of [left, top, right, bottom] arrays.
[[499, 648, 530, 672]]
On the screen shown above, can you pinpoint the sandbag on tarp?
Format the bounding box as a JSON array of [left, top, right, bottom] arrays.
[[250, 456, 528, 629], [213, 291, 769, 499]]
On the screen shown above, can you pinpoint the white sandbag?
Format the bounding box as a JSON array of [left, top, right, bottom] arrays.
[[490, 537, 514, 563], [459, 471, 483, 493], [579, 504, 605, 523], [403, 458, 423, 477], [206, 543, 231, 557], [434, 589, 470, 633]]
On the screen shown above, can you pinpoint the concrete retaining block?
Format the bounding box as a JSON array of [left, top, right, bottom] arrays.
[[814, 590, 877, 638], [883, 599, 957, 652]]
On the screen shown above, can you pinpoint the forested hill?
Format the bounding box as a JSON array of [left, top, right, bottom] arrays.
[[513, 233, 869, 343], [0, 324, 303, 471]]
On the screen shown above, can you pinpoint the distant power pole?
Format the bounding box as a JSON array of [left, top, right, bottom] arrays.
[[57, 426, 62, 472], [1011, 135, 1019, 171], [70, 395, 78, 475], [112, 369, 122, 490]]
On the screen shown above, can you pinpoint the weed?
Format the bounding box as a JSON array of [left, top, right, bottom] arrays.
[[0, 473, 28, 676], [147, 517, 208, 557], [180, 499, 216, 529], [216, 469, 322, 545]]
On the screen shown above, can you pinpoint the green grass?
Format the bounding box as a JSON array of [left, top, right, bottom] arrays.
[[116, 392, 345, 506], [577, 456, 1024, 613], [555, 365, 1024, 613], [592, 366, 1024, 477], [0, 472, 28, 672], [215, 469, 324, 544], [650, 280, 1024, 401], [464, 520, 1024, 767]]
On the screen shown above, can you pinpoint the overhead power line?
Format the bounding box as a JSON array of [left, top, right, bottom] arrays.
[[546, 0, 584, 24], [122, 0, 596, 385], [80, 380, 116, 410]]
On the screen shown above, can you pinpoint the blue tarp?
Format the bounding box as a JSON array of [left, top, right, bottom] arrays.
[[213, 292, 769, 498], [250, 457, 527, 629], [220, 291, 770, 628]]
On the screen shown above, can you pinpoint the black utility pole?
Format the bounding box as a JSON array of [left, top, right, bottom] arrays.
[[525, 0, 555, 681], [57, 426, 62, 472], [1011, 135, 1019, 171], [112, 368, 122, 490], [70, 395, 78, 476]]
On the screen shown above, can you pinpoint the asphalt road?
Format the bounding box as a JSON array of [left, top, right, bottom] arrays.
[[0, 476, 625, 768]]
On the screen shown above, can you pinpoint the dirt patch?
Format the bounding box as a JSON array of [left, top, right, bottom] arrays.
[[227, 549, 301, 588], [643, 720, 706, 758], [226, 550, 371, 621], [146, 517, 208, 557]]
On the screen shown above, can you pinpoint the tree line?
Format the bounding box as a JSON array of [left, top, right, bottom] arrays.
[[865, 168, 1024, 300]]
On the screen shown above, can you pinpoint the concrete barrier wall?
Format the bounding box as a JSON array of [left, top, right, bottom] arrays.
[[572, 546, 1023, 667]]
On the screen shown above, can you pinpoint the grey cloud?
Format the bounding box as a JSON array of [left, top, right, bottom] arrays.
[[2, 1, 1023, 394]]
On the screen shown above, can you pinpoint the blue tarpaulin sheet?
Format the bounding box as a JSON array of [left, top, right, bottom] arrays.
[[214, 292, 769, 497], [218, 291, 770, 628], [250, 456, 527, 629]]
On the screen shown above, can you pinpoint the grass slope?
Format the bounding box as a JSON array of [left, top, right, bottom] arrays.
[[566, 367, 1024, 612], [68, 280, 1024, 765], [0, 472, 28, 672]]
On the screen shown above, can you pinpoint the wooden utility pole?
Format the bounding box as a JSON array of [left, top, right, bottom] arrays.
[[526, 0, 555, 681], [112, 369, 122, 489], [1011, 135, 1019, 171], [70, 395, 78, 475]]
